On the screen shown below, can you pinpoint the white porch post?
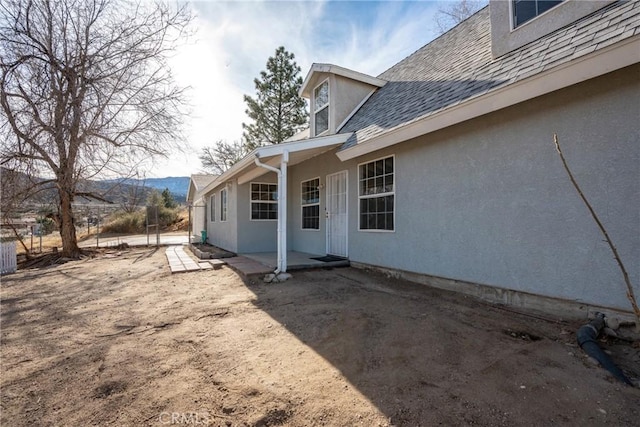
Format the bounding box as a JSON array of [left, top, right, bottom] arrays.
[[254, 150, 289, 274], [280, 150, 288, 273]]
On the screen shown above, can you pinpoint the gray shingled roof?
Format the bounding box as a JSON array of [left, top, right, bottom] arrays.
[[340, 1, 640, 149], [190, 174, 217, 190]]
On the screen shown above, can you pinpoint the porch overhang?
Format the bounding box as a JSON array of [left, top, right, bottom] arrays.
[[201, 132, 353, 194]]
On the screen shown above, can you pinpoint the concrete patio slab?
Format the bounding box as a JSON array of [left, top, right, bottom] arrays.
[[225, 251, 350, 279], [166, 246, 205, 274], [224, 256, 272, 278], [241, 251, 323, 269]]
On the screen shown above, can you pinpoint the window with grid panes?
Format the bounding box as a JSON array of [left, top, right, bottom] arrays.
[[301, 178, 320, 230], [220, 189, 227, 221], [314, 80, 329, 135], [250, 183, 278, 220], [358, 156, 394, 231], [512, 0, 563, 27]]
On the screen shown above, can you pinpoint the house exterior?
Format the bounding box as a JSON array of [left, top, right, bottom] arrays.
[[188, 0, 639, 314], [187, 174, 217, 240]]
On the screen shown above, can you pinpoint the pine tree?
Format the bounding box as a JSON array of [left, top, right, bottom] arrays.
[[242, 46, 308, 149], [161, 188, 178, 209]]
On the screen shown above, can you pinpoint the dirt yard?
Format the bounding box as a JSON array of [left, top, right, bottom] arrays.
[[1, 247, 639, 426]]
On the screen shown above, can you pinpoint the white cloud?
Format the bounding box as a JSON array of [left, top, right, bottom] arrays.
[[152, 0, 441, 178]]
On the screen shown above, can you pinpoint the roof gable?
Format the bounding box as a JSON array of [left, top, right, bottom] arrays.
[[300, 63, 386, 98], [187, 174, 217, 202]]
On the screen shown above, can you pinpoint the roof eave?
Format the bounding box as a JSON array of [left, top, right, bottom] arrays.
[[337, 36, 640, 162]]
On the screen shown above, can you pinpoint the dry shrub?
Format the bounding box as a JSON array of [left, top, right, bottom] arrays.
[[101, 211, 145, 234]]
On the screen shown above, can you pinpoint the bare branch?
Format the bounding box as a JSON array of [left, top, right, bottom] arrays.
[[553, 134, 640, 324], [434, 0, 486, 34], [199, 140, 248, 175]]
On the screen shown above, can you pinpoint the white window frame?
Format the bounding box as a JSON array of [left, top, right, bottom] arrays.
[[357, 154, 395, 232], [209, 195, 215, 222], [511, 0, 564, 29], [313, 79, 330, 136], [250, 182, 278, 221], [301, 177, 321, 231], [220, 189, 227, 222]]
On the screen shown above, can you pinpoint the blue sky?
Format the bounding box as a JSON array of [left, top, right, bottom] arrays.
[[155, 1, 450, 177]]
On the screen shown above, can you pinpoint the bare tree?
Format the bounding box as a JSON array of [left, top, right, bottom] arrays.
[[435, 0, 487, 34], [0, 0, 192, 257], [120, 173, 148, 214], [199, 140, 249, 175]]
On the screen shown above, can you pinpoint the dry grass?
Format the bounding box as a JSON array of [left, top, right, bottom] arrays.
[[14, 207, 188, 255], [164, 207, 189, 232], [15, 230, 93, 255]]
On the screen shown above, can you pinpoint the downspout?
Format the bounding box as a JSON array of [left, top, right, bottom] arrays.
[[254, 150, 289, 274]]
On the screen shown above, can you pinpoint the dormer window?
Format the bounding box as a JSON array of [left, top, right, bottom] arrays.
[[314, 80, 329, 135], [513, 0, 563, 28]]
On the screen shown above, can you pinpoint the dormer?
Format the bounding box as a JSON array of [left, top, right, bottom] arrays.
[[300, 64, 386, 138], [490, 0, 617, 58]]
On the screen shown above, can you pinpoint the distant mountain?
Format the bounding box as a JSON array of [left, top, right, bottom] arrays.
[[2, 168, 191, 208], [142, 177, 190, 197], [104, 176, 190, 198]]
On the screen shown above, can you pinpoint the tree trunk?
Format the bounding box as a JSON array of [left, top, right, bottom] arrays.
[[59, 189, 81, 258]]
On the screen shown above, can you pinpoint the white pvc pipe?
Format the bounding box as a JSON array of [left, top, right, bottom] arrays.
[[254, 151, 288, 274], [280, 150, 289, 273]]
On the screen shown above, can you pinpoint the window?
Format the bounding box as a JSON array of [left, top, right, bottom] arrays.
[[210, 195, 215, 222], [314, 80, 329, 135], [220, 189, 227, 222], [301, 178, 320, 230], [358, 156, 394, 231], [251, 183, 278, 220], [512, 0, 563, 27]]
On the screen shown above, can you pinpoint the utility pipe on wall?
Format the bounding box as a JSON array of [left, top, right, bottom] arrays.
[[254, 150, 289, 274]]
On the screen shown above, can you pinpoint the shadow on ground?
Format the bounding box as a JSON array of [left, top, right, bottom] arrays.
[[243, 267, 640, 425]]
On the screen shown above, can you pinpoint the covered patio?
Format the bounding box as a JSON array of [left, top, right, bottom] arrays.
[[194, 133, 353, 277], [224, 251, 349, 278]]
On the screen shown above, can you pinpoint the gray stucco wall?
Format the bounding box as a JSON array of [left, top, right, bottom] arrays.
[[288, 65, 639, 311], [237, 173, 279, 253], [350, 65, 639, 310], [333, 76, 375, 130], [205, 182, 238, 253], [309, 72, 377, 137], [288, 149, 346, 255], [204, 174, 280, 254]]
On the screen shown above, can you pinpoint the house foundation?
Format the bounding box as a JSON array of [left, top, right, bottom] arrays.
[[351, 261, 637, 324]]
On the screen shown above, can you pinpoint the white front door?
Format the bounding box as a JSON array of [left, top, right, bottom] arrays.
[[326, 170, 348, 257]]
